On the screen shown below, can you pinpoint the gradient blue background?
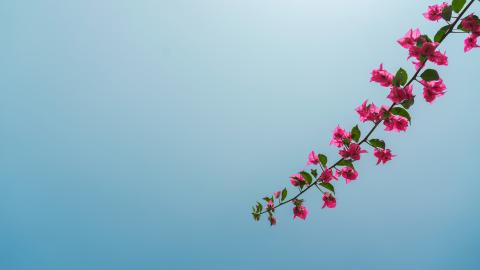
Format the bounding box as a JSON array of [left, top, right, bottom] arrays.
[[1, 0, 480, 269]]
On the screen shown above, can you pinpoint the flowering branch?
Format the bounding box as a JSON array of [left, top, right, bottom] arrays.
[[252, 0, 480, 226]]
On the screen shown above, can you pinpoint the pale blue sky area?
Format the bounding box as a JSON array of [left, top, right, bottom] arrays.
[[1, 1, 480, 269]]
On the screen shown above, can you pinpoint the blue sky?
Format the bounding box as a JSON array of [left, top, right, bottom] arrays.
[[1, 0, 480, 269]]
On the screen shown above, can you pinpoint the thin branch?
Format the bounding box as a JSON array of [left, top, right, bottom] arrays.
[[314, 184, 325, 194]]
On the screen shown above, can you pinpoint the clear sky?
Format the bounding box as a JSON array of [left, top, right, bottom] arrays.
[[1, 0, 480, 269]]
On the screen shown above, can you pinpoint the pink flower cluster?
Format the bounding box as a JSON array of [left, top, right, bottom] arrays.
[[370, 63, 394, 87], [329, 126, 351, 147], [356, 100, 409, 132], [374, 148, 394, 165], [339, 143, 367, 161], [423, 2, 449, 21], [355, 100, 389, 123], [289, 173, 305, 187], [461, 14, 480, 52], [383, 115, 409, 132], [336, 166, 359, 184], [320, 168, 337, 183], [387, 85, 414, 104], [305, 146, 363, 186], [307, 151, 319, 165], [370, 64, 416, 105], [293, 200, 308, 220], [397, 28, 421, 50], [369, 26, 454, 107], [422, 79, 446, 103], [397, 29, 448, 68], [322, 193, 336, 209]]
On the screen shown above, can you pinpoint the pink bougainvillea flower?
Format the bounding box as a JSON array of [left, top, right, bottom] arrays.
[[461, 14, 480, 32], [384, 115, 409, 132], [397, 28, 421, 49], [268, 216, 277, 226], [412, 60, 423, 70], [422, 79, 446, 103], [420, 41, 439, 58], [370, 63, 394, 87], [356, 100, 387, 123], [423, 2, 449, 21], [464, 34, 479, 52], [307, 150, 319, 165], [408, 41, 448, 66], [319, 168, 338, 183], [339, 143, 368, 161], [355, 100, 371, 122], [293, 204, 308, 220], [475, 27, 480, 36], [355, 100, 387, 123], [290, 174, 305, 187], [387, 85, 414, 104], [430, 50, 448, 66], [330, 125, 351, 148], [370, 104, 390, 122], [322, 192, 337, 209], [374, 148, 394, 165], [273, 191, 281, 199], [339, 167, 359, 184], [394, 116, 409, 131], [408, 41, 434, 60], [267, 200, 274, 209], [408, 46, 422, 60]]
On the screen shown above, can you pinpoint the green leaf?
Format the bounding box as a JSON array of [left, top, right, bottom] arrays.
[[452, 0, 466, 13], [457, 23, 469, 32], [311, 169, 318, 178], [318, 182, 335, 194], [342, 138, 351, 146], [351, 125, 361, 143], [299, 182, 305, 190], [420, 69, 439, 81], [393, 68, 408, 86], [401, 97, 415, 110], [442, 5, 452, 21], [369, 139, 385, 149], [337, 159, 354, 168], [281, 188, 287, 201], [318, 154, 328, 167], [391, 107, 411, 122], [300, 171, 313, 185], [256, 202, 263, 213], [434, 25, 451, 42]]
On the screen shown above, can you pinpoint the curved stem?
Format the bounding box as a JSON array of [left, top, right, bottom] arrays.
[[314, 184, 325, 194]]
